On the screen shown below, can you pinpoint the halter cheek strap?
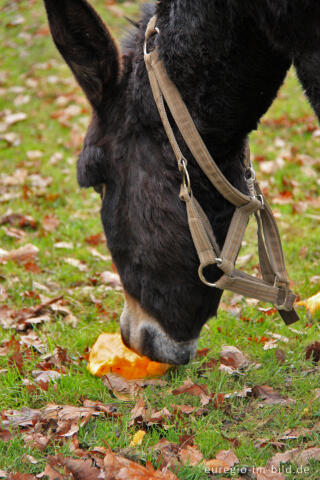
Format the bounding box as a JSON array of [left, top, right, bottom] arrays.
[[144, 15, 299, 325]]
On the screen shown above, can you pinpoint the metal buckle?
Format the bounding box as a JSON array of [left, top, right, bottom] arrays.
[[143, 27, 160, 56], [255, 194, 264, 209], [180, 157, 191, 195], [245, 166, 256, 181]]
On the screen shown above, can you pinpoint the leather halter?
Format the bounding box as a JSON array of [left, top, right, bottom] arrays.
[[144, 15, 299, 325]]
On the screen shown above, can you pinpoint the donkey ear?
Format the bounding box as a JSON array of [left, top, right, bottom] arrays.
[[43, 0, 120, 110]]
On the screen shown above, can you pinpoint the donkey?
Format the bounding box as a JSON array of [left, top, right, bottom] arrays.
[[43, 0, 320, 365]]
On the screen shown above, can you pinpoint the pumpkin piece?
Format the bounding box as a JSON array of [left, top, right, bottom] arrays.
[[297, 291, 320, 316], [88, 333, 170, 380]]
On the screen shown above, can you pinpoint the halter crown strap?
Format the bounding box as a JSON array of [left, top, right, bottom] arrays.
[[144, 16, 299, 325]]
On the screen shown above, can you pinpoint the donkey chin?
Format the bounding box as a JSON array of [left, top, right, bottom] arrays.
[[120, 293, 198, 365]]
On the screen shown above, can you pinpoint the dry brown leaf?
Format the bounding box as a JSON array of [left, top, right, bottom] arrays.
[[179, 445, 203, 466], [2, 407, 40, 429], [103, 373, 167, 401], [64, 257, 88, 272], [252, 385, 295, 406], [220, 345, 250, 370], [57, 455, 101, 480], [306, 342, 320, 363], [3, 226, 26, 239], [205, 449, 239, 474], [82, 399, 121, 418], [4, 112, 27, 126], [0, 244, 39, 264], [0, 428, 11, 443], [275, 349, 286, 364], [129, 398, 173, 428], [104, 450, 178, 479], [37, 462, 64, 480], [0, 286, 8, 302], [0, 168, 27, 186], [23, 432, 50, 451], [0, 213, 37, 229], [172, 378, 211, 406], [54, 241, 73, 249], [42, 215, 59, 232], [100, 271, 122, 289], [21, 455, 38, 465], [266, 447, 320, 469], [41, 404, 104, 437], [0, 296, 62, 331], [32, 370, 62, 384]]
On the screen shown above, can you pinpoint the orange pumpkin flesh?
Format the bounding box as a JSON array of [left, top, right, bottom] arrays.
[[88, 333, 170, 380]]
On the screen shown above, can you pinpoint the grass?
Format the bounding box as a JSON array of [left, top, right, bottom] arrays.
[[0, 0, 319, 478]]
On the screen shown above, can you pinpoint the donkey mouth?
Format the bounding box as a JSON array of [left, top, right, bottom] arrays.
[[120, 297, 198, 365]]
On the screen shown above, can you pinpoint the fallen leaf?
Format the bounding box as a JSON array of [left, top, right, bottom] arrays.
[[0, 286, 8, 301], [2, 407, 40, 428], [104, 450, 178, 479], [0, 244, 39, 264], [3, 226, 26, 239], [3, 112, 27, 126], [205, 449, 239, 473], [129, 398, 173, 428], [130, 430, 146, 447], [54, 242, 73, 249], [103, 373, 167, 401], [21, 455, 38, 465], [32, 370, 62, 384], [37, 462, 64, 480], [252, 385, 295, 406], [64, 257, 88, 272], [42, 215, 59, 232], [100, 271, 122, 289], [172, 378, 211, 406], [220, 345, 250, 370], [0, 428, 11, 443], [275, 349, 286, 364], [306, 342, 320, 363], [266, 447, 320, 470], [85, 233, 105, 245], [179, 445, 203, 466], [82, 399, 121, 418], [41, 404, 103, 437], [0, 213, 37, 229], [56, 455, 101, 480], [89, 247, 111, 261]]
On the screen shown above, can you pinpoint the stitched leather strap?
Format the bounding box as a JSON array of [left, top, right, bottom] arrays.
[[144, 16, 299, 324]]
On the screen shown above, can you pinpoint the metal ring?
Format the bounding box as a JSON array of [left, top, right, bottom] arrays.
[[143, 27, 160, 56], [245, 167, 256, 181], [198, 263, 218, 288]]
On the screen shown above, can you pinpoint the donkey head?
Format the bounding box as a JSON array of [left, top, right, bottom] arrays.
[[43, 0, 246, 364]]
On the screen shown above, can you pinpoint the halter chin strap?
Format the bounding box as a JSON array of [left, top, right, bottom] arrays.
[[144, 15, 299, 325]]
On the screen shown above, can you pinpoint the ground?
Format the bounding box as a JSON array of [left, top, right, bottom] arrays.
[[0, 0, 319, 479]]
